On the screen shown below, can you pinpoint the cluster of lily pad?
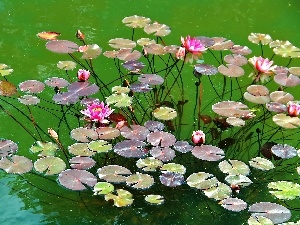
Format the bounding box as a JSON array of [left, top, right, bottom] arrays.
[[1, 15, 300, 224]]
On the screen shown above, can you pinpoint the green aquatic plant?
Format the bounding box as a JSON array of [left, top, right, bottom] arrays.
[[1, 15, 300, 224]]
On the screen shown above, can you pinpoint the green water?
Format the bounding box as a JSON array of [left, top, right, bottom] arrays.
[[1, 0, 300, 224]]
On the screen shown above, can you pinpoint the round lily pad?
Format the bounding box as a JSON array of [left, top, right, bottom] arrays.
[[218, 64, 244, 77], [108, 38, 136, 49], [0, 155, 33, 174], [224, 54, 248, 66], [122, 15, 151, 28], [173, 141, 193, 153], [268, 181, 300, 200], [130, 82, 152, 92], [114, 140, 146, 158], [88, 140, 112, 153], [45, 77, 69, 88], [106, 93, 132, 107], [19, 80, 45, 94], [225, 175, 252, 187], [161, 163, 186, 174], [143, 43, 165, 55], [69, 156, 96, 170], [194, 64, 218, 76], [97, 165, 132, 183], [0, 140, 18, 157], [186, 172, 218, 190], [144, 120, 165, 131], [136, 157, 163, 172], [70, 127, 98, 142], [144, 22, 171, 36], [153, 107, 177, 120], [96, 127, 120, 140], [68, 143, 94, 157], [270, 91, 294, 103], [30, 141, 59, 156], [122, 60, 145, 71], [273, 113, 300, 129], [248, 216, 274, 225], [249, 157, 275, 171], [244, 85, 270, 104], [147, 131, 176, 147], [203, 182, 232, 200], [120, 125, 150, 141], [192, 145, 225, 161], [18, 95, 40, 105], [105, 189, 133, 207], [57, 61, 76, 70], [126, 173, 154, 189], [159, 172, 184, 187], [93, 182, 114, 195], [46, 40, 79, 53], [230, 45, 252, 55], [218, 159, 250, 176], [212, 101, 250, 118], [220, 198, 247, 212], [145, 195, 164, 205], [80, 44, 102, 59], [150, 147, 175, 162], [34, 156, 66, 175], [138, 74, 164, 85], [271, 144, 297, 159]]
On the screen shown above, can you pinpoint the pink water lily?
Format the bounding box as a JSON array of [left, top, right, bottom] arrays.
[[77, 69, 90, 81], [81, 100, 114, 123], [181, 36, 206, 54], [287, 101, 300, 117], [249, 56, 276, 74], [192, 130, 205, 145]]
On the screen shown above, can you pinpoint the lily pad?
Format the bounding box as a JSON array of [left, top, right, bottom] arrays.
[[97, 165, 132, 183], [145, 195, 164, 205], [126, 173, 154, 189], [248, 216, 274, 225], [58, 169, 97, 191], [153, 107, 177, 120], [248, 33, 272, 45], [173, 141, 193, 153], [70, 127, 98, 142], [0, 64, 13, 76], [161, 163, 186, 174], [218, 64, 244, 77], [46, 40, 79, 54], [144, 22, 171, 36], [159, 172, 184, 187], [108, 38, 136, 49], [30, 141, 59, 156], [105, 189, 133, 207], [224, 54, 248, 66], [249, 157, 275, 171], [106, 93, 132, 107], [211, 38, 234, 50], [203, 182, 232, 200], [0, 80, 17, 96], [69, 156, 96, 170], [96, 127, 121, 140], [18, 95, 40, 105], [80, 44, 102, 59], [274, 73, 300, 87], [130, 82, 152, 92], [288, 67, 300, 76], [45, 77, 69, 88], [147, 131, 176, 147], [271, 144, 297, 159], [144, 120, 165, 131], [186, 172, 218, 190], [137, 38, 156, 46], [143, 43, 165, 55], [88, 140, 112, 153], [218, 159, 250, 176], [212, 101, 250, 118], [230, 45, 252, 55], [68, 143, 94, 157], [0, 155, 32, 174], [122, 60, 145, 71], [273, 114, 300, 129], [120, 125, 150, 141], [0, 140, 18, 157], [136, 157, 163, 172], [268, 181, 300, 200], [57, 61, 76, 70], [194, 64, 218, 76], [273, 42, 300, 58], [226, 117, 245, 127], [150, 147, 176, 162], [93, 182, 114, 195], [270, 91, 294, 104], [138, 74, 164, 85], [220, 198, 247, 212], [114, 140, 146, 158], [225, 175, 252, 187], [192, 145, 225, 161], [266, 102, 287, 113], [34, 156, 66, 175], [19, 80, 45, 94], [122, 15, 151, 28]]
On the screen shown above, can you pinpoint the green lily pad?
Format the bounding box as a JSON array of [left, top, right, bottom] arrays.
[[268, 181, 300, 200], [153, 107, 177, 120], [248, 216, 274, 225], [93, 182, 114, 195], [161, 163, 186, 174], [34, 156, 66, 175], [0, 64, 13, 76], [105, 189, 133, 207], [106, 93, 132, 107], [88, 140, 112, 153], [249, 157, 275, 171], [68, 143, 95, 156], [70, 127, 98, 142], [203, 182, 232, 200], [145, 194, 164, 205], [0, 155, 33, 174], [225, 175, 252, 187], [186, 172, 218, 190], [112, 86, 130, 94], [273, 42, 300, 58], [126, 173, 154, 189], [81, 44, 102, 59], [136, 157, 163, 172], [57, 61, 76, 70], [30, 141, 59, 156], [219, 159, 250, 176]]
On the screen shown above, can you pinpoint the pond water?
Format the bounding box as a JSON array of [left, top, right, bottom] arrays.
[[1, 0, 300, 224]]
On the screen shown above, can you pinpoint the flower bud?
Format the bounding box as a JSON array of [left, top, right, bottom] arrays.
[[287, 101, 300, 117], [77, 69, 90, 81], [76, 30, 85, 40], [48, 128, 58, 140], [192, 130, 205, 145]]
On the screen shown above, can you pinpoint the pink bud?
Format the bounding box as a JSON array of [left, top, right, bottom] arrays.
[[77, 69, 90, 81], [287, 101, 300, 117], [192, 130, 205, 145]]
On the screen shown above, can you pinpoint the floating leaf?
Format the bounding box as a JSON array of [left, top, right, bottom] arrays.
[[143, 43, 165, 55], [248, 33, 272, 45], [137, 38, 156, 46], [117, 48, 142, 61], [220, 198, 247, 212], [218, 64, 244, 77], [0, 64, 13, 76], [114, 140, 146, 158], [153, 107, 177, 120], [203, 182, 232, 200], [70, 127, 98, 142], [274, 73, 300, 87], [271, 144, 297, 159], [45, 77, 69, 88], [96, 127, 120, 140], [122, 60, 145, 71], [266, 102, 287, 113], [226, 117, 245, 127], [57, 61, 76, 70], [230, 45, 252, 55], [270, 91, 294, 104], [106, 93, 132, 107], [147, 131, 176, 147], [224, 54, 248, 66], [109, 38, 136, 49], [194, 64, 218, 76], [88, 140, 112, 153], [144, 22, 171, 36], [97, 165, 132, 183], [211, 38, 234, 50], [0, 155, 32, 174], [248, 216, 274, 225], [144, 120, 164, 131], [0, 80, 17, 96], [30, 141, 58, 156], [93, 182, 114, 195], [126, 173, 154, 189], [34, 156, 66, 175], [268, 181, 300, 200], [192, 145, 225, 161], [120, 125, 150, 141], [150, 147, 175, 162], [130, 82, 152, 92], [249, 202, 291, 224], [195, 36, 215, 47], [212, 101, 250, 118], [138, 74, 164, 85], [273, 113, 300, 129], [69, 156, 96, 170], [159, 172, 184, 187], [18, 95, 40, 105], [105, 189, 133, 207], [161, 163, 186, 174], [288, 67, 300, 76], [68, 81, 99, 96], [173, 141, 193, 153], [68, 143, 94, 157], [122, 15, 151, 28], [19, 80, 45, 94], [58, 169, 97, 191], [186, 172, 218, 190], [225, 175, 252, 187], [249, 157, 275, 171], [46, 40, 79, 53], [219, 160, 250, 176], [273, 42, 300, 58], [80, 44, 102, 59], [136, 157, 163, 172], [145, 195, 164, 205], [37, 31, 60, 40], [0, 140, 18, 157]]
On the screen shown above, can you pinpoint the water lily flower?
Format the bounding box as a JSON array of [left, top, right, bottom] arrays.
[[81, 101, 114, 123], [181, 36, 206, 54], [175, 47, 186, 60], [249, 56, 276, 74], [77, 69, 90, 81], [192, 130, 205, 145], [287, 101, 300, 117]]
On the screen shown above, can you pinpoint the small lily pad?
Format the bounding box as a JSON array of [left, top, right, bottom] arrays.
[[192, 145, 225, 161], [273, 114, 300, 129], [0, 64, 13, 76], [219, 159, 250, 176], [106, 93, 132, 107], [97, 165, 132, 183], [0, 80, 17, 96], [225, 175, 252, 187], [30, 141, 59, 156], [159, 172, 184, 187], [212, 101, 250, 118], [68, 143, 94, 157], [161, 163, 186, 174], [114, 140, 146, 158], [147, 131, 176, 147], [203, 182, 232, 200], [173, 141, 193, 153], [122, 15, 151, 28], [0, 155, 33, 174], [19, 80, 45, 94], [108, 38, 136, 49], [120, 125, 150, 141], [57, 61, 76, 70], [70, 127, 98, 142], [105, 189, 133, 207], [93, 182, 114, 195], [46, 40, 79, 54], [249, 157, 275, 171], [80, 44, 102, 59], [220, 198, 247, 212], [144, 120, 165, 131], [88, 140, 112, 153], [268, 181, 300, 200], [150, 147, 175, 162], [186, 172, 218, 190], [96, 127, 121, 140], [153, 107, 177, 120], [136, 157, 163, 172], [248, 216, 274, 225], [18, 95, 40, 105], [271, 144, 297, 159], [69, 156, 96, 170], [138, 74, 164, 85], [45, 77, 69, 88], [0, 140, 18, 157], [34, 156, 66, 175], [144, 22, 171, 36], [224, 54, 248, 66], [145, 195, 164, 205], [126, 173, 154, 189]]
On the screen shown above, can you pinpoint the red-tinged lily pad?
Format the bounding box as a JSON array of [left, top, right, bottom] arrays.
[[80, 44, 102, 59], [173, 141, 193, 153], [18, 95, 40, 105], [147, 131, 176, 147], [19, 80, 45, 94], [53, 92, 79, 104], [194, 64, 218, 76], [150, 147, 175, 162], [46, 40, 79, 54], [220, 198, 247, 212], [69, 156, 96, 170], [70, 127, 98, 142], [224, 54, 248, 66], [212, 101, 250, 118], [114, 140, 146, 158], [0, 80, 17, 96], [105, 189, 133, 207], [122, 15, 151, 28], [138, 74, 164, 85], [0, 155, 33, 174], [88, 140, 112, 153], [273, 113, 300, 129], [0, 140, 18, 157], [68, 81, 99, 96], [37, 31, 60, 40], [57, 61, 76, 70], [274, 66, 289, 76], [144, 120, 165, 131], [195, 36, 215, 47], [68, 143, 94, 157], [34, 156, 66, 175], [218, 159, 250, 176], [126, 173, 154, 189], [120, 125, 150, 141], [119, 49, 142, 61], [97, 165, 132, 183], [266, 102, 287, 113], [130, 82, 152, 92], [270, 91, 294, 103], [144, 22, 171, 36], [211, 38, 234, 50], [274, 73, 300, 87], [218, 64, 244, 77], [248, 202, 291, 224], [159, 172, 184, 187], [30, 141, 58, 156], [271, 144, 297, 159], [96, 127, 120, 140], [109, 38, 136, 49], [122, 60, 145, 71], [58, 169, 97, 191], [45, 77, 69, 88], [143, 43, 165, 55], [192, 145, 225, 161], [230, 45, 252, 55]]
